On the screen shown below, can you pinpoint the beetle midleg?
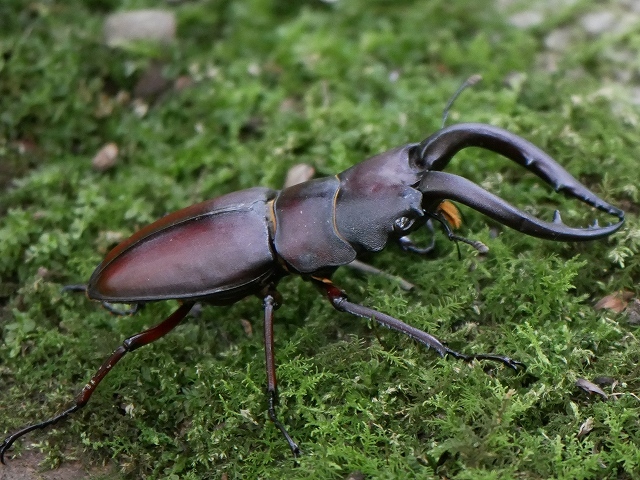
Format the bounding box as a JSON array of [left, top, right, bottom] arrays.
[[312, 278, 524, 371], [0, 303, 193, 464], [345, 259, 415, 291], [263, 293, 300, 457]]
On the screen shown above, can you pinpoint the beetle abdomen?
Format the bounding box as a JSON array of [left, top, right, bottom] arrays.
[[88, 187, 279, 303]]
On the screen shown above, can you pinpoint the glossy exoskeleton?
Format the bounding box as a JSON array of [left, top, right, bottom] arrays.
[[0, 122, 625, 461]]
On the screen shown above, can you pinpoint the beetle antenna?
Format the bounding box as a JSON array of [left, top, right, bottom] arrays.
[[429, 212, 489, 258], [441, 74, 482, 128]]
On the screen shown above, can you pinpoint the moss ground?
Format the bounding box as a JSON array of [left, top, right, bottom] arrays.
[[1, 1, 639, 478]]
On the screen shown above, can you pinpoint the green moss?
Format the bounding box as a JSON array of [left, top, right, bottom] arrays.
[[1, 0, 639, 478]]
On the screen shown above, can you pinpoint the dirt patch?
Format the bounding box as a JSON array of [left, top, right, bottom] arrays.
[[0, 451, 114, 480]]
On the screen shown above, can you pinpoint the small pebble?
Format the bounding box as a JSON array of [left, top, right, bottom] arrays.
[[92, 142, 119, 171], [104, 10, 176, 46], [284, 164, 315, 188]]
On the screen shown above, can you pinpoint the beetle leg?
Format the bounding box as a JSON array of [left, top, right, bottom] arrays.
[[428, 212, 490, 256], [62, 284, 142, 316], [312, 278, 524, 371], [0, 302, 193, 464], [101, 301, 144, 316], [263, 293, 300, 457], [399, 216, 488, 258], [346, 259, 415, 291], [398, 234, 436, 255], [398, 219, 437, 255]]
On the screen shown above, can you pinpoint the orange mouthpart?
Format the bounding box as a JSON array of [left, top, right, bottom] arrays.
[[437, 200, 462, 229]]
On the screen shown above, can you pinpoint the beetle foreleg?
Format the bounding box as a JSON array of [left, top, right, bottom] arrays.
[[397, 219, 437, 255], [0, 302, 193, 464], [427, 212, 490, 256], [312, 278, 524, 371]]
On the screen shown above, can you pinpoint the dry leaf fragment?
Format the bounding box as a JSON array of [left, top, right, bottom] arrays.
[[576, 378, 608, 400], [240, 319, 253, 337], [577, 417, 594, 439], [594, 290, 634, 313], [174, 75, 193, 92], [592, 376, 616, 386]]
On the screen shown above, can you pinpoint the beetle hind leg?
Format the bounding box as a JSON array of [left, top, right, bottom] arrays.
[[0, 302, 193, 464], [101, 301, 144, 316], [61, 284, 142, 316], [312, 278, 524, 371]]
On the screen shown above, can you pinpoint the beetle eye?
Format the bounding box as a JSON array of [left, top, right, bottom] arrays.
[[408, 145, 426, 170], [394, 216, 414, 233]]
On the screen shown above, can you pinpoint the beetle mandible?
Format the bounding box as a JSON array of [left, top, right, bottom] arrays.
[[0, 113, 625, 461]]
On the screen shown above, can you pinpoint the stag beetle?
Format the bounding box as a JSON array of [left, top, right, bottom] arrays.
[[0, 110, 625, 461]]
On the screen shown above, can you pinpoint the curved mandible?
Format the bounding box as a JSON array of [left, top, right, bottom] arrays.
[[419, 171, 624, 241], [417, 123, 625, 220]]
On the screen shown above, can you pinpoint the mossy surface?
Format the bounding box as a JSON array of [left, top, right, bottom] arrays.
[[1, 1, 639, 479]]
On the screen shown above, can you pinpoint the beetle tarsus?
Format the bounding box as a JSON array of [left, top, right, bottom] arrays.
[[0, 403, 81, 464], [62, 285, 142, 316], [268, 391, 301, 458], [444, 349, 526, 371]]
